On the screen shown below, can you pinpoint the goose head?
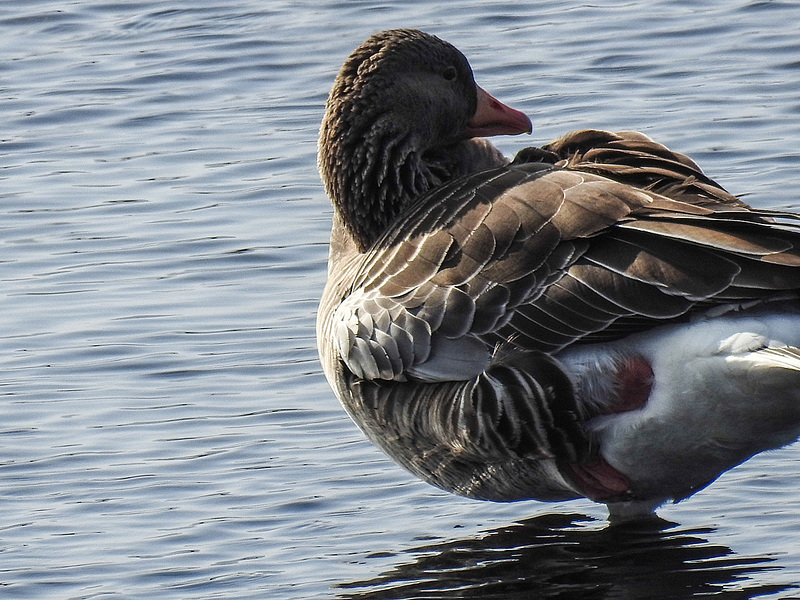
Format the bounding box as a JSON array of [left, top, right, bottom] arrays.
[[319, 29, 532, 251]]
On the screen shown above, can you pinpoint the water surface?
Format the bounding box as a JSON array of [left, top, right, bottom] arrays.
[[2, 1, 800, 598]]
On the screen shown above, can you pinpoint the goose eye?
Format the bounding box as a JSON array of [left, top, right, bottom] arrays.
[[442, 66, 457, 82]]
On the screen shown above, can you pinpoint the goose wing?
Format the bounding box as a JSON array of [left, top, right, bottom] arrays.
[[328, 132, 800, 383], [538, 129, 750, 209]]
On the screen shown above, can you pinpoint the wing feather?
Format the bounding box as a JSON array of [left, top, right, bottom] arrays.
[[326, 132, 800, 381]]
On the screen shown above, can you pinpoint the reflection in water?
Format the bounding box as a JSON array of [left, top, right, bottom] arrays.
[[337, 513, 796, 599]]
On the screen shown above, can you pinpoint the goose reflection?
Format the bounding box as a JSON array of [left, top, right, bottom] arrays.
[[336, 513, 795, 599]]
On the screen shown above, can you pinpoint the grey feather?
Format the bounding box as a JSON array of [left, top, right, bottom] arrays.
[[317, 29, 800, 506]]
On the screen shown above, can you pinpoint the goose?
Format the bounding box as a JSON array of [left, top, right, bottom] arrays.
[[316, 29, 800, 519]]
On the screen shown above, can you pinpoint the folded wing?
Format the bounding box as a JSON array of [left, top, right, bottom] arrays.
[[331, 131, 800, 382]]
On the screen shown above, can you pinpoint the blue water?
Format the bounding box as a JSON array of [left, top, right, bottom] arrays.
[[2, 1, 800, 598]]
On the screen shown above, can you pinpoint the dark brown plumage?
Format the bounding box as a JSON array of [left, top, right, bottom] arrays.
[[317, 29, 800, 517]]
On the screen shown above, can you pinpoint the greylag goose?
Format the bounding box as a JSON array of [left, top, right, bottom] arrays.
[[317, 29, 800, 519]]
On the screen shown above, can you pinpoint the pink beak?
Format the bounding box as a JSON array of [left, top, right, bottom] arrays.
[[463, 85, 532, 138]]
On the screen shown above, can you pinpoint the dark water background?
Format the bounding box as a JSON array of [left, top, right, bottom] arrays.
[[2, 1, 800, 598]]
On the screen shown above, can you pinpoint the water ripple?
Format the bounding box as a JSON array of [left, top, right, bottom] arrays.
[[2, 0, 800, 598]]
